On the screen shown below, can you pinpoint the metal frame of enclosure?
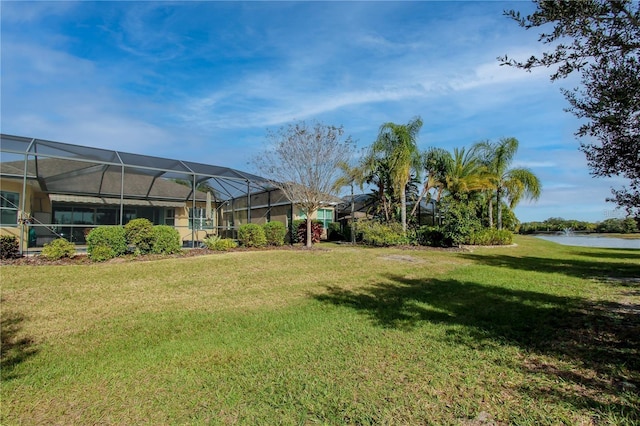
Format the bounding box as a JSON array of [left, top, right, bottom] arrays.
[[0, 134, 272, 253]]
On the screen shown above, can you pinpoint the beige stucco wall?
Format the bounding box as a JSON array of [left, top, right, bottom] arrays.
[[0, 178, 35, 242]]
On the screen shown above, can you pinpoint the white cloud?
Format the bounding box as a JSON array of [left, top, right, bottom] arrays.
[[0, 1, 77, 24]]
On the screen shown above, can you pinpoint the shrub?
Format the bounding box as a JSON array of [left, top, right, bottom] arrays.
[[327, 222, 344, 241], [41, 238, 76, 260], [468, 228, 513, 246], [290, 219, 306, 244], [296, 220, 323, 245], [86, 226, 127, 261], [0, 235, 20, 260], [203, 235, 238, 251], [263, 221, 287, 246], [89, 245, 117, 262], [357, 220, 408, 247], [439, 198, 481, 247], [150, 225, 182, 254], [124, 218, 154, 254], [416, 226, 447, 247], [238, 223, 267, 248]]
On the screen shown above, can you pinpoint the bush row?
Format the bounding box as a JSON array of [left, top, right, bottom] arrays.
[[86, 219, 181, 261], [352, 219, 514, 248], [237, 221, 288, 248], [355, 220, 409, 247], [203, 221, 288, 251]]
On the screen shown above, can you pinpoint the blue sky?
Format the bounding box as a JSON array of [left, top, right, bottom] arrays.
[[1, 1, 629, 222]]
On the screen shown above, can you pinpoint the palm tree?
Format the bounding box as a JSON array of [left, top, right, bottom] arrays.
[[472, 137, 542, 229], [410, 147, 450, 218], [370, 116, 423, 232], [443, 147, 491, 201], [360, 153, 394, 223]]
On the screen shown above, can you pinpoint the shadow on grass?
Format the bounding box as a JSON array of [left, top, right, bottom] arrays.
[[1, 312, 37, 381], [573, 248, 640, 260], [458, 252, 640, 281], [313, 274, 639, 418]]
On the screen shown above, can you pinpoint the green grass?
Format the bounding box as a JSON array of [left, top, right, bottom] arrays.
[[2, 236, 639, 424]]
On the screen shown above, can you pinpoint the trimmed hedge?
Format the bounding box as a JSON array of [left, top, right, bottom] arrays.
[[467, 228, 513, 246], [89, 245, 118, 262], [41, 238, 76, 260], [357, 220, 408, 247], [86, 226, 128, 261], [263, 221, 287, 246], [150, 225, 182, 254], [124, 218, 154, 254], [238, 223, 267, 248]]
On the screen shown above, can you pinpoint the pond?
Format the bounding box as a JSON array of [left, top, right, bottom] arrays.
[[536, 235, 640, 249]]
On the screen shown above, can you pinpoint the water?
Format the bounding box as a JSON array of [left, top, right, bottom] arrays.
[[536, 235, 640, 249]]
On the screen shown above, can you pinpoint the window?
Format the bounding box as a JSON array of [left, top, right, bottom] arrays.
[[189, 207, 212, 230], [0, 191, 19, 226], [165, 208, 175, 226], [96, 208, 118, 225], [297, 208, 333, 229], [317, 208, 333, 230]]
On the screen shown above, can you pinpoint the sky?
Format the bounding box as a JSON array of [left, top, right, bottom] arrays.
[[1, 0, 630, 223]]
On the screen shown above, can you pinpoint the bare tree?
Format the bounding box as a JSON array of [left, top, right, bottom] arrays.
[[254, 120, 354, 247]]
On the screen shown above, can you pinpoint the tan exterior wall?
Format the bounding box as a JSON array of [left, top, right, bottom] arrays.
[[173, 203, 217, 243], [0, 178, 34, 243]]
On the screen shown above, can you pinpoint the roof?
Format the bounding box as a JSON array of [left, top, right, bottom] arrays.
[[1, 133, 272, 201]]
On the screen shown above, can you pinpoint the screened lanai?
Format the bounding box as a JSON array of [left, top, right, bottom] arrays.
[[0, 134, 274, 252]]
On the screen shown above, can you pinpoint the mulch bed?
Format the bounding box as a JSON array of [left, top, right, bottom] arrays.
[[0, 242, 491, 266], [0, 244, 330, 266]]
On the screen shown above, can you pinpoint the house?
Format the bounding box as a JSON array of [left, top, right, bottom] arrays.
[[335, 193, 439, 228], [0, 134, 339, 253]]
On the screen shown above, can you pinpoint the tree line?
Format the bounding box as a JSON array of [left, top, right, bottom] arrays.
[[255, 117, 541, 247], [519, 217, 639, 235], [337, 116, 541, 234]]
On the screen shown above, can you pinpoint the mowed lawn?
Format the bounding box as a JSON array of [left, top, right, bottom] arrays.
[[1, 237, 639, 425]]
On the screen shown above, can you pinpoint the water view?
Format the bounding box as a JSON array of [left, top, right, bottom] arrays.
[[536, 235, 640, 249]]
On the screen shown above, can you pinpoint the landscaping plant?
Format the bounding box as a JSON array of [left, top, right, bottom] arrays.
[[238, 223, 267, 248], [124, 218, 154, 254], [86, 226, 128, 261], [150, 225, 182, 255], [0, 235, 20, 260], [296, 220, 323, 245], [203, 235, 238, 251], [263, 221, 287, 246], [40, 238, 76, 260]]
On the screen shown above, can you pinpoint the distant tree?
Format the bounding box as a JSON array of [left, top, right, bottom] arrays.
[[369, 116, 424, 232], [472, 138, 542, 229], [254, 120, 354, 247], [499, 0, 640, 216]]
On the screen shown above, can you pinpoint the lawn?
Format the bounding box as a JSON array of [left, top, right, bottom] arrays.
[[1, 236, 639, 425]]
